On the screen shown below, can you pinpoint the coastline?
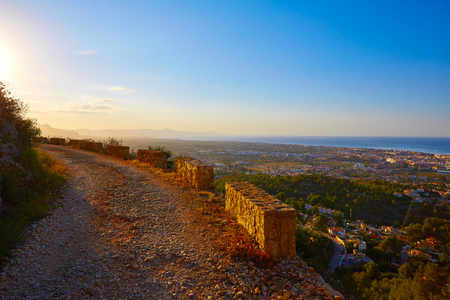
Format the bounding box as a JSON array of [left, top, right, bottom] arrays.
[[181, 136, 450, 155]]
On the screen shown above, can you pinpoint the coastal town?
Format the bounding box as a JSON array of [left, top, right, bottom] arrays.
[[153, 139, 449, 297], [187, 142, 450, 203]]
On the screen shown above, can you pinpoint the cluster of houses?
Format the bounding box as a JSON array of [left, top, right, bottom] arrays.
[[401, 187, 450, 207], [301, 209, 445, 268], [405, 237, 443, 263]]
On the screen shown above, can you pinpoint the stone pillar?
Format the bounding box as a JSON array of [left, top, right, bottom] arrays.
[[137, 149, 167, 168], [175, 157, 214, 190], [85, 141, 103, 152], [225, 182, 297, 258], [107, 145, 130, 160]]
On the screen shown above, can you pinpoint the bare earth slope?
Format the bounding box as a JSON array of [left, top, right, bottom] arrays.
[[0, 145, 341, 299]]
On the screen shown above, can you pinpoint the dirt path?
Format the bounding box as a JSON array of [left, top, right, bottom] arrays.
[[0, 145, 341, 299]]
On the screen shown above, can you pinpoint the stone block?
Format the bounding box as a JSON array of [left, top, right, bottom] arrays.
[[137, 149, 167, 168], [175, 157, 214, 190], [68, 139, 82, 147], [225, 182, 296, 258], [49, 138, 65, 145], [82, 141, 102, 152], [107, 145, 129, 160], [33, 137, 48, 144]]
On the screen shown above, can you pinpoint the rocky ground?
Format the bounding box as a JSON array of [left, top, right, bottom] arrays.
[[0, 145, 343, 299]]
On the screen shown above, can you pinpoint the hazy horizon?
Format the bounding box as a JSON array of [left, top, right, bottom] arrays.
[[39, 123, 450, 139], [1, 1, 450, 137]]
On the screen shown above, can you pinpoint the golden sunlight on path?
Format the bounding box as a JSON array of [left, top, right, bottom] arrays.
[[0, 145, 340, 299]]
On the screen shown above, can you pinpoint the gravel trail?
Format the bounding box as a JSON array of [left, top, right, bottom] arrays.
[[0, 145, 341, 299]]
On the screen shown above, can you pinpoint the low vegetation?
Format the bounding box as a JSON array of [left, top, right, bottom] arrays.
[[0, 82, 67, 263], [0, 149, 66, 261], [295, 227, 334, 274], [334, 259, 450, 299], [102, 137, 122, 153]]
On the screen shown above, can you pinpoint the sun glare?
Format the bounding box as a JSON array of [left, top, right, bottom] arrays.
[[0, 46, 9, 79]]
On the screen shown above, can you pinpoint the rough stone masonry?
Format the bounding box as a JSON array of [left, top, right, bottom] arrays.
[[175, 157, 214, 190], [107, 145, 130, 160], [137, 149, 167, 169], [225, 182, 297, 258]]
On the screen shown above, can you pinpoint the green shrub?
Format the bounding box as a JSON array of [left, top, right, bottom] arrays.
[[295, 227, 334, 274], [0, 82, 41, 148], [101, 137, 122, 153], [0, 148, 66, 262]]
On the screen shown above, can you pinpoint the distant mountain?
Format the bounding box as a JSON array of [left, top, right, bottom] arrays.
[[38, 124, 223, 140], [38, 124, 81, 139], [75, 128, 223, 139]]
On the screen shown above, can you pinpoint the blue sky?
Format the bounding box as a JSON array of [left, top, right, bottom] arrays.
[[1, 1, 449, 136]]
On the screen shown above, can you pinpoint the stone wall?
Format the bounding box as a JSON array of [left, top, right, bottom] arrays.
[[225, 182, 296, 258], [68, 139, 103, 152], [107, 145, 129, 160], [48, 138, 66, 145], [33, 137, 48, 144], [137, 149, 167, 168], [175, 157, 214, 190], [68, 139, 82, 147], [83, 141, 102, 152]]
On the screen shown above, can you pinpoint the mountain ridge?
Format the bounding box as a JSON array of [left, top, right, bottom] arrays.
[[38, 123, 223, 139]]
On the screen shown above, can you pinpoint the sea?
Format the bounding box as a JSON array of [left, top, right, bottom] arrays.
[[199, 136, 450, 155]]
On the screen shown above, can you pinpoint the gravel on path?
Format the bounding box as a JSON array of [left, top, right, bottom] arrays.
[[0, 145, 342, 299]]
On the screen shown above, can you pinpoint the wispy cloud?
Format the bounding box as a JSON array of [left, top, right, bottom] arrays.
[[96, 98, 118, 103], [53, 95, 123, 114], [107, 86, 125, 91], [74, 50, 98, 55], [71, 104, 116, 111], [54, 110, 102, 115]]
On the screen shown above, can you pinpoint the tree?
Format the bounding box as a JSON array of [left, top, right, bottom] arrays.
[[333, 211, 344, 226], [388, 278, 414, 300], [313, 215, 327, 232], [352, 262, 380, 292], [311, 205, 320, 216], [364, 261, 381, 280], [285, 197, 296, 205], [275, 192, 286, 202], [406, 223, 423, 242], [0, 82, 40, 148], [381, 235, 403, 255], [399, 263, 414, 279], [412, 263, 447, 300], [297, 199, 306, 212]]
